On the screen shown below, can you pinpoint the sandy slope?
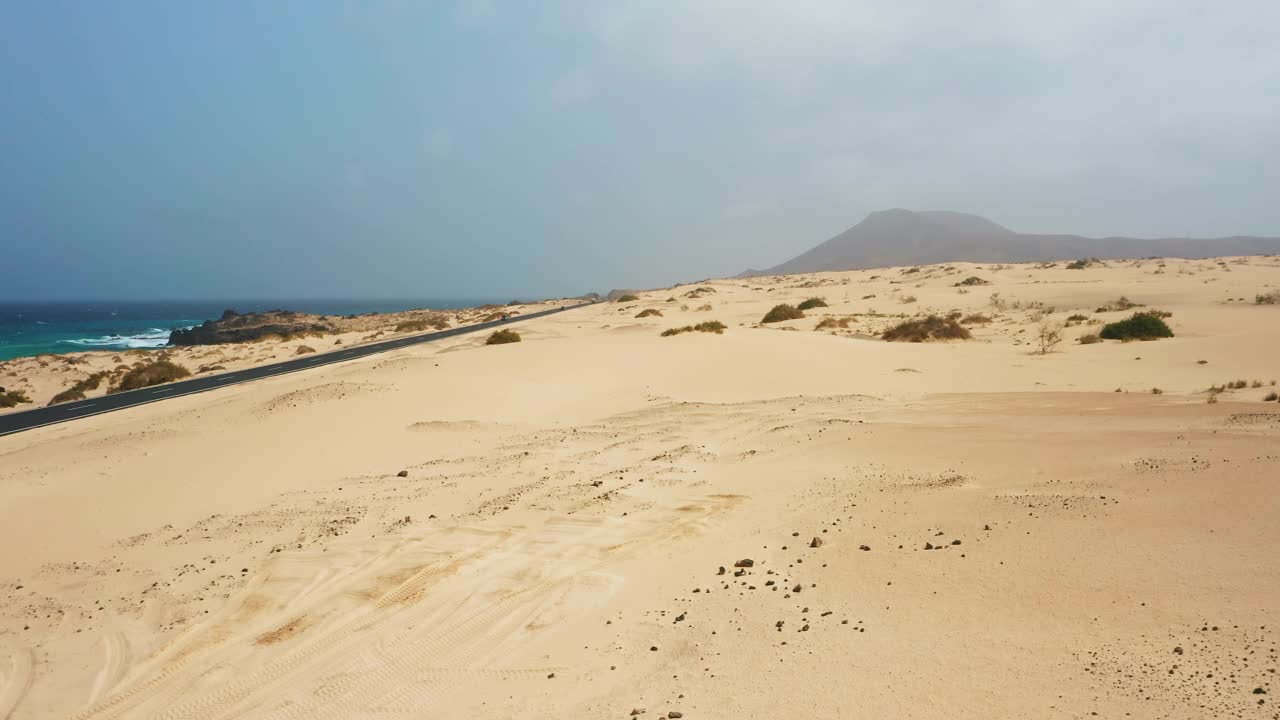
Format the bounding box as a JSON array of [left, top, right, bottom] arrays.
[[1, 256, 1278, 719]]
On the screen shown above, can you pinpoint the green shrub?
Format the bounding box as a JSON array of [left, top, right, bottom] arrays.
[[797, 297, 828, 311], [110, 360, 191, 394], [616, 294, 639, 303], [662, 321, 726, 337], [954, 276, 990, 287], [693, 321, 726, 333], [0, 389, 33, 408], [486, 329, 521, 345], [882, 315, 971, 342], [762, 304, 804, 323], [1099, 312, 1173, 341]]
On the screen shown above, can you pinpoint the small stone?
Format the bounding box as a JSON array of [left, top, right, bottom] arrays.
[[668, 713, 683, 719], [859, 545, 871, 551], [717, 566, 726, 575], [791, 584, 802, 593], [924, 542, 934, 550], [650, 646, 658, 651], [734, 559, 754, 568], [396, 470, 408, 477], [809, 537, 823, 548], [950, 539, 961, 546], [546, 672, 555, 679], [1173, 646, 1183, 655]]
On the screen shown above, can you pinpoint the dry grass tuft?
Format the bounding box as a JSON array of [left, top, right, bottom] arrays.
[[485, 329, 521, 345], [761, 304, 805, 324], [882, 315, 971, 342]]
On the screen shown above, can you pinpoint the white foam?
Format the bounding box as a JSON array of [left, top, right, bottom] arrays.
[[60, 328, 179, 350]]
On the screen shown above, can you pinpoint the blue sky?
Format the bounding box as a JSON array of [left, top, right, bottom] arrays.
[[3, 1, 1279, 300]]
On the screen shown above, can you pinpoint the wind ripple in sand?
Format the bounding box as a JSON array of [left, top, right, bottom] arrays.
[[0, 645, 33, 720], [69, 496, 740, 720]]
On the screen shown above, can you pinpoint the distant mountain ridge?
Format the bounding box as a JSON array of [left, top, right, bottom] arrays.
[[752, 209, 1280, 276]]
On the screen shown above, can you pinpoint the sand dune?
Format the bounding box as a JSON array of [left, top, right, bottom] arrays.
[[2, 256, 1279, 718]]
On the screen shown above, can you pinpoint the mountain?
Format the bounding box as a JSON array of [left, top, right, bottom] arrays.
[[754, 209, 1280, 276]]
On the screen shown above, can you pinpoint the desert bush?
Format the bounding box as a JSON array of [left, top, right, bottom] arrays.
[[485, 329, 521, 345], [1065, 313, 1089, 324], [635, 309, 663, 318], [960, 313, 991, 324], [1035, 321, 1064, 354], [899, 295, 918, 304], [661, 320, 727, 337], [988, 293, 1007, 311], [1099, 312, 1174, 341], [797, 297, 828, 311], [1066, 258, 1100, 270], [295, 345, 316, 355], [761, 304, 804, 323], [47, 371, 112, 406], [1264, 392, 1279, 402], [1078, 333, 1102, 345], [396, 315, 450, 332], [954, 276, 990, 287], [616, 294, 639, 303], [0, 389, 32, 408], [1255, 290, 1280, 305], [695, 303, 713, 312], [1150, 387, 1164, 395], [110, 360, 191, 394], [694, 320, 726, 333], [1096, 296, 1142, 312], [815, 317, 851, 330], [882, 315, 971, 342]]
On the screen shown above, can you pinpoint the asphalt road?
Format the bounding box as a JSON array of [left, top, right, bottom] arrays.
[[0, 300, 596, 438]]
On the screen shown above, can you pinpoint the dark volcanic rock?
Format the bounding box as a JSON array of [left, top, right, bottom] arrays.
[[168, 310, 334, 346]]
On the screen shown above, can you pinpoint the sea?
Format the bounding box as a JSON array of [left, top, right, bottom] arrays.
[[0, 299, 503, 362]]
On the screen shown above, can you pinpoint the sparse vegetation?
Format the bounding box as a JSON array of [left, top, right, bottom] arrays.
[[1254, 290, 1280, 305], [395, 315, 450, 332], [1066, 258, 1100, 270], [110, 360, 191, 394], [797, 297, 828, 311], [1099, 312, 1174, 341], [954, 276, 990, 287], [1096, 296, 1142, 312], [960, 313, 991, 324], [616, 294, 639, 303], [899, 295, 917, 304], [881, 315, 971, 342], [1035, 321, 1064, 354], [295, 345, 316, 355], [761, 304, 804, 324], [485, 329, 521, 345], [635, 308, 663, 318], [0, 389, 33, 408], [47, 370, 111, 406], [661, 320, 727, 337], [1264, 392, 1279, 402], [1065, 313, 1089, 324], [815, 317, 851, 330], [1078, 333, 1102, 345], [1150, 387, 1164, 395]]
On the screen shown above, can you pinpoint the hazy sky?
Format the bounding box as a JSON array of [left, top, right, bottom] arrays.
[[3, 1, 1279, 300]]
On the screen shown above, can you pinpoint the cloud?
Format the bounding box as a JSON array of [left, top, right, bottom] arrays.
[[546, 67, 596, 106]]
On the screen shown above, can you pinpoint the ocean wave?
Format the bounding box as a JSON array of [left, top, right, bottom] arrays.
[[60, 328, 174, 350]]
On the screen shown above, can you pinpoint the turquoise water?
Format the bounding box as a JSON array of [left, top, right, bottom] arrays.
[[0, 299, 503, 362]]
